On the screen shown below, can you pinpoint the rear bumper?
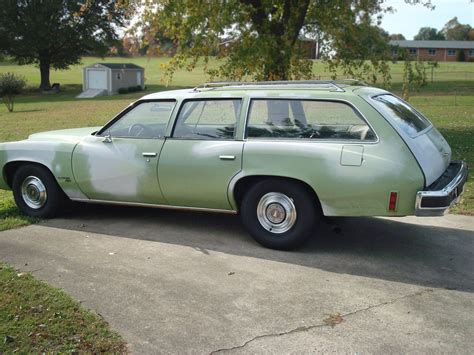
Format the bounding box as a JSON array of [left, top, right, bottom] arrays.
[[415, 161, 468, 216]]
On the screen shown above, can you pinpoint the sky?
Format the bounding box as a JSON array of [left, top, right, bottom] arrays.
[[379, 0, 474, 39]]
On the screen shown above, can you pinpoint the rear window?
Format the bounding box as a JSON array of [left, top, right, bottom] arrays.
[[372, 94, 431, 137]]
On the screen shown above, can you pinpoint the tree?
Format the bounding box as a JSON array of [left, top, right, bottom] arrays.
[[0, 73, 26, 112], [442, 17, 472, 41], [389, 34, 406, 40], [137, 0, 433, 84], [469, 29, 474, 41], [0, 1, 132, 90], [414, 27, 445, 40]]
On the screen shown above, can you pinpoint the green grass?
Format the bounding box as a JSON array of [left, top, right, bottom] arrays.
[[0, 190, 36, 232], [1, 56, 473, 87], [0, 263, 126, 353]]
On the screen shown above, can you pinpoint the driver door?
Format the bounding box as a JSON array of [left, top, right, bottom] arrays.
[[72, 100, 175, 204]]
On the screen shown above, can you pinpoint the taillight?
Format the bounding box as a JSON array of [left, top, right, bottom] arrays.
[[388, 191, 398, 211]]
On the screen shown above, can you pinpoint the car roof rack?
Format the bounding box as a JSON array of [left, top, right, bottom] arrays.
[[192, 79, 365, 92]]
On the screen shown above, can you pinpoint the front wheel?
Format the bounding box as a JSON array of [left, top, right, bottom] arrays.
[[12, 164, 67, 218], [240, 179, 319, 250]]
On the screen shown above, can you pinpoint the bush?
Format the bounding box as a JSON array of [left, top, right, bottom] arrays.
[[127, 85, 143, 93], [0, 72, 26, 112], [118, 86, 142, 95]]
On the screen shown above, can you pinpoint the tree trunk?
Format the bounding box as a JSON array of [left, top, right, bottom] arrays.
[[263, 38, 291, 81], [39, 57, 51, 90], [3, 97, 14, 112]]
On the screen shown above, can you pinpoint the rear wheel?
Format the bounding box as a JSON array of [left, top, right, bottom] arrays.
[[240, 179, 319, 250], [12, 164, 67, 218]]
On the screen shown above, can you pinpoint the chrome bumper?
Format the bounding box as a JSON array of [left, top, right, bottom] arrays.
[[415, 161, 468, 216]]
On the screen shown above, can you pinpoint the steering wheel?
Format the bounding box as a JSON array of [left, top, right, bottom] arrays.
[[128, 123, 153, 137], [309, 129, 321, 139]]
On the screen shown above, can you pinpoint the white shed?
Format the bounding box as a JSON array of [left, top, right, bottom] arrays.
[[77, 63, 145, 98]]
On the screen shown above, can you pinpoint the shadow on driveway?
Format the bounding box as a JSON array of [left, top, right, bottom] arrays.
[[42, 203, 474, 293]]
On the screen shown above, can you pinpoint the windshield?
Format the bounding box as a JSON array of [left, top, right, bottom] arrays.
[[372, 94, 431, 137]]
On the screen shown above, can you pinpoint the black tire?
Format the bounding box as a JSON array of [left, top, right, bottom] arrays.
[[240, 179, 319, 250], [12, 164, 67, 218]]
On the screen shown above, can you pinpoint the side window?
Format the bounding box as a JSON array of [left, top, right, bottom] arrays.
[[173, 99, 242, 139], [246, 99, 376, 141], [108, 101, 175, 138]]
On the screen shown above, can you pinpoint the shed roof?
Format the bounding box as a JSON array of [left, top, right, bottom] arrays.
[[95, 63, 144, 70], [389, 40, 474, 49]]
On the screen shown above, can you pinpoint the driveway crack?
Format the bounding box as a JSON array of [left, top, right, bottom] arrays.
[[210, 288, 433, 354]]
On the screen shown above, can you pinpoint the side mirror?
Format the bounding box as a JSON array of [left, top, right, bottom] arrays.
[[102, 131, 112, 143]]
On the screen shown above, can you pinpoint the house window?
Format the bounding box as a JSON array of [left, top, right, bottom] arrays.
[[391, 49, 398, 56], [428, 49, 436, 56], [469, 49, 474, 58], [409, 48, 417, 55], [447, 49, 456, 56]]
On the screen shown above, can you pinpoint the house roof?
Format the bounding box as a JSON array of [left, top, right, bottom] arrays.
[[389, 40, 474, 49], [94, 63, 144, 70]]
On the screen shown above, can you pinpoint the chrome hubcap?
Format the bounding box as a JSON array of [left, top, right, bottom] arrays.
[[21, 176, 47, 209], [257, 192, 297, 234]]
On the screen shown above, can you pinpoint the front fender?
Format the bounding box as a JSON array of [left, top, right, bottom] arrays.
[[0, 141, 87, 199]]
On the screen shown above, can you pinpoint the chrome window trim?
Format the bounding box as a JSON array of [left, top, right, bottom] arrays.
[[243, 97, 380, 144]]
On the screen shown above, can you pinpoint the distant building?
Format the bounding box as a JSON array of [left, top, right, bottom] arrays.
[[78, 63, 145, 98], [389, 40, 474, 62]]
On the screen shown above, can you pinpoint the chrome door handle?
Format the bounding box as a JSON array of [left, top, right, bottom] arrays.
[[142, 152, 157, 157], [219, 155, 235, 160]]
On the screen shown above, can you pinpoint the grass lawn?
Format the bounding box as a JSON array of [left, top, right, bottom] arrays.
[[0, 263, 126, 353], [1, 56, 473, 86]]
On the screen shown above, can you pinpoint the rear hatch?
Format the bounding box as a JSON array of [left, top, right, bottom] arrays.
[[369, 94, 451, 186]]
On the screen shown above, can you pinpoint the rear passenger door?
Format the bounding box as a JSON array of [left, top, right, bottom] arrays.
[[157, 99, 244, 210]]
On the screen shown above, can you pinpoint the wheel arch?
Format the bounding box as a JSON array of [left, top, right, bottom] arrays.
[[230, 174, 324, 215], [3, 160, 58, 188]]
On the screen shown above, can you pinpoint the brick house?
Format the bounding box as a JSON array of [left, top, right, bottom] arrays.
[[389, 40, 474, 62]]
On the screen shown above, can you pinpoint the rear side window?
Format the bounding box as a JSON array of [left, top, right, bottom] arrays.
[[372, 94, 431, 137], [173, 99, 242, 139], [246, 99, 376, 141]]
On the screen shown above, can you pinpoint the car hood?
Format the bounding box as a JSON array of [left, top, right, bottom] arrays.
[[27, 127, 102, 143]]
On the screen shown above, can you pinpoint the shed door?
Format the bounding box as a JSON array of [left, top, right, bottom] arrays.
[[87, 69, 107, 90], [136, 71, 142, 85]]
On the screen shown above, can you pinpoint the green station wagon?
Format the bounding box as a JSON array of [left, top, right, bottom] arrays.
[[0, 81, 468, 249]]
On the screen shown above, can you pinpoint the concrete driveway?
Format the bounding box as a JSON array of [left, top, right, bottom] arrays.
[[0, 204, 473, 353]]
